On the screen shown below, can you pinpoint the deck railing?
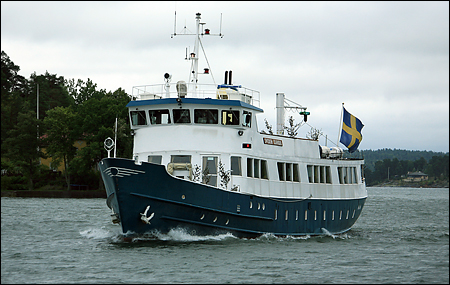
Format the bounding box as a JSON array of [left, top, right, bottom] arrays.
[[132, 83, 260, 108]]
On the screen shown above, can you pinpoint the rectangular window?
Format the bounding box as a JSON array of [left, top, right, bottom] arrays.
[[247, 158, 253, 177], [343, 167, 349, 184], [148, 109, 171, 125], [254, 159, 260, 178], [277, 162, 285, 181], [242, 111, 252, 128], [261, 160, 268, 179], [326, 166, 331, 184], [320, 166, 325, 183], [130, 110, 147, 126], [307, 165, 313, 183], [173, 109, 191, 123], [171, 155, 191, 163], [286, 163, 292, 181], [353, 167, 358, 184], [338, 167, 344, 184], [231, 156, 242, 176], [293, 164, 300, 182], [221, 110, 240, 125], [194, 109, 218, 124], [314, 165, 320, 183], [148, 155, 162, 164]]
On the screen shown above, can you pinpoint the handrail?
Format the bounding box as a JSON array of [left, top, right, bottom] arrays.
[[132, 83, 260, 107]]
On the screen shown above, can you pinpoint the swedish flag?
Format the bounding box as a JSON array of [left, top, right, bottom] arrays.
[[340, 107, 364, 153]]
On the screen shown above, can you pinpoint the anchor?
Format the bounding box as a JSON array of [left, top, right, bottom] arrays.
[[111, 208, 120, 224], [140, 205, 154, 224]]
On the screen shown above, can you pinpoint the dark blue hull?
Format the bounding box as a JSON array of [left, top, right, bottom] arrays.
[[99, 158, 366, 238]]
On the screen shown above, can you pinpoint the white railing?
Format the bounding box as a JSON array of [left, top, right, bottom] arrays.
[[132, 83, 260, 108]]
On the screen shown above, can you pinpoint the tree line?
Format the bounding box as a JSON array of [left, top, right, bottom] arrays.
[[362, 152, 449, 186], [1, 50, 133, 191]]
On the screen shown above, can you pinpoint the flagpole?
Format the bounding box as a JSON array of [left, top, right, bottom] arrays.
[[337, 102, 344, 147]]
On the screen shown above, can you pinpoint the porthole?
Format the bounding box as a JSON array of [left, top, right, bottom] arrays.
[[181, 195, 185, 199], [250, 201, 253, 209], [213, 217, 217, 223], [352, 209, 355, 218], [258, 203, 260, 210], [332, 210, 335, 220], [314, 210, 317, 220], [225, 219, 229, 225], [346, 210, 349, 219], [200, 214, 205, 220], [262, 203, 265, 210], [323, 210, 326, 221], [305, 210, 308, 220]]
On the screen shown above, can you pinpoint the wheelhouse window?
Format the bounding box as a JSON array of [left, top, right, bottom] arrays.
[[130, 110, 147, 126], [173, 109, 191, 123], [242, 111, 252, 128], [221, 110, 239, 125], [194, 109, 218, 124], [149, 109, 171, 125]]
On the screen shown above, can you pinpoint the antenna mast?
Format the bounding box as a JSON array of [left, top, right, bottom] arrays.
[[171, 12, 224, 92]]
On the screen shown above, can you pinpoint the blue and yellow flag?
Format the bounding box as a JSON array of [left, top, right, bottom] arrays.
[[340, 107, 364, 153]]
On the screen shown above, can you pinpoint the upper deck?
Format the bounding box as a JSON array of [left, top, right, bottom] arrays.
[[132, 82, 261, 108]]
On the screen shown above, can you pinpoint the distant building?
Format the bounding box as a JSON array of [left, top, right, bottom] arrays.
[[403, 171, 428, 182], [40, 138, 87, 172]]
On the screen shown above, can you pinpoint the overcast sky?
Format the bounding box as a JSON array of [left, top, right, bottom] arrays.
[[2, 1, 449, 153]]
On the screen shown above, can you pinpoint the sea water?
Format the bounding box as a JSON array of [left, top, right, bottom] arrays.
[[1, 187, 448, 283]]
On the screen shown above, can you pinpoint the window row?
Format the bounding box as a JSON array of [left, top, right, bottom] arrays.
[[130, 109, 252, 127], [337, 167, 358, 184], [247, 158, 268, 179], [147, 155, 361, 185], [307, 165, 332, 184], [277, 162, 300, 182]]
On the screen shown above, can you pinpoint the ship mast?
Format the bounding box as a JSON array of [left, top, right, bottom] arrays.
[[190, 12, 201, 86], [171, 12, 223, 93]]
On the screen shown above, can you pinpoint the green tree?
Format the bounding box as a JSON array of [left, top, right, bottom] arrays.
[[3, 111, 45, 190], [68, 85, 132, 189], [29, 71, 74, 121], [42, 106, 80, 190], [1, 51, 30, 154]]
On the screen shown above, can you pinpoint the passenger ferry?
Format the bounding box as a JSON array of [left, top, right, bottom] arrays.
[[99, 12, 367, 238]]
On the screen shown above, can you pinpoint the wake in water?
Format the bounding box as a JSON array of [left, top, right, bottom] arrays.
[[80, 226, 354, 244]]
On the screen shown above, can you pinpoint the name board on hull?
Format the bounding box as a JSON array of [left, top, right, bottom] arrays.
[[263, 137, 283, 146]]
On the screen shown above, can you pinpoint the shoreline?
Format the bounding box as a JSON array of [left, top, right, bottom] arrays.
[[1, 190, 106, 198]]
